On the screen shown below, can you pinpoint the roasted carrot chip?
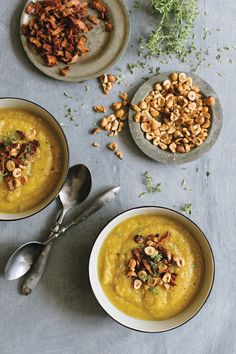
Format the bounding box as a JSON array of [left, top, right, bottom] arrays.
[[22, 0, 113, 70]]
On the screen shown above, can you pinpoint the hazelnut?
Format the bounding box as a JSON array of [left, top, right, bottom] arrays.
[[91, 128, 101, 135], [128, 258, 137, 271], [133, 279, 142, 290], [119, 92, 128, 100], [170, 72, 178, 81], [100, 117, 108, 128], [108, 74, 117, 83], [162, 273, 172, 283], [139, 101, 147, 110], [12, 168, 22, 178], [205, 96, 216, 106], [173, 257, 185, 267], [6, 160, 15, 172], [116, 151, 123, 159], [93, 105, 107, 113], [107, 142, 118, 152], [112, 102, 122, 111], [133, 113, 141, 123], [178, 72, 187, 82]]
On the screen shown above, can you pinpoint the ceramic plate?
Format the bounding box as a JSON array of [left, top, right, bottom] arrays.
[[128, 72, 223, 164], [89, 206, 215, 333], [20, 0, 130, 82]]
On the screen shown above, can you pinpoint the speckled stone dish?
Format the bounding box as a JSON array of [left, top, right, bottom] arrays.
[[20, 0, 130, 82], [129, 72, 223, 164]]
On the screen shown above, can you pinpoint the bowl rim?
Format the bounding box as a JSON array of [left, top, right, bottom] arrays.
[[89, 205, 215, 333], [0, 97, 69, 221]]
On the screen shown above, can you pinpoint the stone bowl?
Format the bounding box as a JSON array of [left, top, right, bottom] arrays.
[[128, 72, 223, 164]]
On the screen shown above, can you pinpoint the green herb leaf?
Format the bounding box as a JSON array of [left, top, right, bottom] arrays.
[[191, 263, 199, 269], [143, 0, 198, 57], [181, 203, 192, 215], [133, 0, 143, 8], [139, 171, 162, 197], [149, 287, 158, 294], [153, 253, 163, 262], [63, 92, 74, 98]]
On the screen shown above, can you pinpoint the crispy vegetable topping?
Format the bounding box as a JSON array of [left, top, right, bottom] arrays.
[[22, 0, 113, 74], [0, 130, 40, 191], [127, 232, 185, 292]]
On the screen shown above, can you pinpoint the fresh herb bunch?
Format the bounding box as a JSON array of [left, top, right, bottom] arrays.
[[143, 0, 198, 56]]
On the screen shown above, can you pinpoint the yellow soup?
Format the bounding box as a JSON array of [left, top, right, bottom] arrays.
[[0, 108, 64, 213], [98, 214, 203, 320]]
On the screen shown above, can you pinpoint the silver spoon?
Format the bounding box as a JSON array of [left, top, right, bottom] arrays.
[[22, 186, 120, 295], [5, 164, 92, 282]]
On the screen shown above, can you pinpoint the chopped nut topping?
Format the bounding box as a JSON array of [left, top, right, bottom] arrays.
[[12, 168, 22, 178], [126, 232, 185, 293], [132, 72, 215, 153], [0, 131, 40, 191], [133, 279, 142, 290], [6, 160, 15, 172]]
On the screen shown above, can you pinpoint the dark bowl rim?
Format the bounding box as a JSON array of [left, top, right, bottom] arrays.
[[0, 97, 69, 221], [89, 205, 215, 333]]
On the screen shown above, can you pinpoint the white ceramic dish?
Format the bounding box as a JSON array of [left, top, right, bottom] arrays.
[[89, 207, 215, 333], [0, 98, 69, 221]]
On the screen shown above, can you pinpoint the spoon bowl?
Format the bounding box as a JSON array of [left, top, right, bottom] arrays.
[[60, 164, 92, 210], [5, 242, 44, 280]]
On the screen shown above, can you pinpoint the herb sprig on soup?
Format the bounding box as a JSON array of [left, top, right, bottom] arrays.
[[98, 214, 203, 320]]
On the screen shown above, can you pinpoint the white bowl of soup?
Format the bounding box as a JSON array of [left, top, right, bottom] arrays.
[[0, 98, 69, 220], [89, 207, 215, 332]]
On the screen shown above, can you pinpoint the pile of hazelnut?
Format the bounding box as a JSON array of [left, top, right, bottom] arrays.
[[132, 72, 216, 153], [91, 91, 130, 159]]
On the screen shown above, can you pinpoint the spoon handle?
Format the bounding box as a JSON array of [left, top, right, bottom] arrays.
[[22, 214, 63, 295], [22, 186, 120, 295], [22, 243, 52, 295], [55, 186, 121, 238]]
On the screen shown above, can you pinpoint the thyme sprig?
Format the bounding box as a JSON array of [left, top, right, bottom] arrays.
[[139, 171, 162, 197], [144, 0, 198, 57]]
